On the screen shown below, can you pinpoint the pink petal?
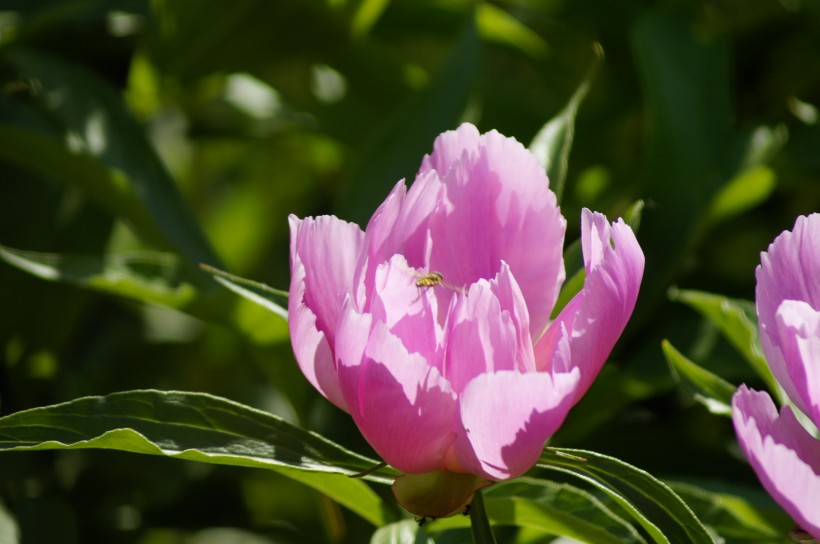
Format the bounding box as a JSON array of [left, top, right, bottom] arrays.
[[770, 300, 820, 428], [354, 173, 445, 307], [451, 369, 580, 481], [443, 264, 536, 392], [424, 125, 566, 339], [443, 279, 519, 393], [756, 213, 820, 418], [369, 255, 447, 371], [757, 213, 820, 328], [733, 385, 820, 539], [419, 123, 482, 177], [336, 308, 458, 473], [535, 210, 644, 402], [288, 215, 364, 410]]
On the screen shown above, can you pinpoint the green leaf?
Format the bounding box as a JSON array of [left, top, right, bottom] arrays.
[[630, 11, 731, 312], [708, 166, 776, 223], [538, 448, 716, 544], [530, 44, 602, 202], [0, 390, 398, 526], [624, 200, 645, 233], [669, 288, 781, 399], [476, 4, 549, 60], [666, 481, 793, 542], [432, 478, 644, 544], [0, 125, 170, 251], [200, 264, 288, 321], [3, 47, 220, 268], [370, 520, 435, 544], [0, 244, 197, 309], [0, 501, 19, 544], [351, 0, 391, 38], [661, 339, 736, 416], [338, 17, 479, 224]]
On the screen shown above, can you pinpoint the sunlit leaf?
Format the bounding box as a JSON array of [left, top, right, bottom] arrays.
[[666, 480, 793, 542], [0, 244, 196, 309], [538, 448, 716, 544], [351, 0, 391, 38], [624, 200, 645, 233], [530, 44, 601, 202], [370, 520, 435, 544], [431, 478, 644, 544], [0, 501, 19, 544], [476, 3, 549, 59], [0, 390, 398, 525], [708, 166, 776, 223], [662, 339, 736, 416], [200, 264, 288, 322], [669, 288, 781, 400]]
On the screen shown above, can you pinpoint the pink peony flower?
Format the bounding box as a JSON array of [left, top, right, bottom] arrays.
[[732, 213, 820, 538], [288, 123, 644, 515]]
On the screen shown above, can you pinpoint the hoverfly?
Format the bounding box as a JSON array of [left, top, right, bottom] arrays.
[[414, 271, 464, 293], [415, 271, 445, 288]]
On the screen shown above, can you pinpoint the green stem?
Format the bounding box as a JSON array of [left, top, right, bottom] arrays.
[[469, 489, 497, 544]]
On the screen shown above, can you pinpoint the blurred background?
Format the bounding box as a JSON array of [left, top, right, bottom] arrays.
[[0, 0, 818, 542]]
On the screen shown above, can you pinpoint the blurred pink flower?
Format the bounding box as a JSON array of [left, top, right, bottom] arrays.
[[288, 123, 644, 496], [732, 213, 820, 538]]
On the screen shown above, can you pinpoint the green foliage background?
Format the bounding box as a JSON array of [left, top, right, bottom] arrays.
[[0, 0, 818, 542]]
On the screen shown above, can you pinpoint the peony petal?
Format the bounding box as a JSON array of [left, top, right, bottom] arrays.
[[354, 173, 445, 307], [369, 255, 447, 370], [424, 125, 566, 339], [336, 311, 458, 473], [443, 279, 519, 393], [770, 300, 820, 427], [756, 213, 820, 418], [535, 209, 644, 402], [419, 123, 482, 177], [733, 386, 820, 539], [757, 213, 820, 328], [288, 215, 364, 410], [289, 215, 364, 344], [450, 369, 580, 481]]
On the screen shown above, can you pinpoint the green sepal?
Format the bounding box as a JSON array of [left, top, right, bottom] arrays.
[[392, 471, 492, 519]]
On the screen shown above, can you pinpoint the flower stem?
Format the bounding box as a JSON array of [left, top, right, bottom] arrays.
[[469, 489, 497, 544]]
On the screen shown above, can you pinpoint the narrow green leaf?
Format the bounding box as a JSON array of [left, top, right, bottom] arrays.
[[200, 264, 288, 321], [3, 47, 220, 267], [708, 166, 776, 223], [370, 520, 435, 544], [0, 390, 399, 525], [538, 448, 716, 544], [432, 478, 644, 544], [530, 44, 602, 202], [351, 0, 391, 38], [624, 200, 645, 233], [669, 288, 781, 399], [0, 244, 196, 309], [661, 339, 736, 416], [476, 4, 549, 59]]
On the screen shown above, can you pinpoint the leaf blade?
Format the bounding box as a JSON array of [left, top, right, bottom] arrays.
[[0, 390, 399, 525], [538, 448, 716, 544], [662, 339, 737, 416]]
